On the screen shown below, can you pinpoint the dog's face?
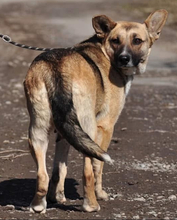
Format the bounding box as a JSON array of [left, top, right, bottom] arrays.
[[92, 10, 168, 75]]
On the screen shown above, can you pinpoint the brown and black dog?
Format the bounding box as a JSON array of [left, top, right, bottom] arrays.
[[24, 9, 168, 213]]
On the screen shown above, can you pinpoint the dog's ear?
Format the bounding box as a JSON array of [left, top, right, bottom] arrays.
[[144, 9, 168, 43], [92, 15, 116, 38]]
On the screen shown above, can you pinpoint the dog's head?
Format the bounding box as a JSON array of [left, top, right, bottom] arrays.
[[92, 9, 168, 75]]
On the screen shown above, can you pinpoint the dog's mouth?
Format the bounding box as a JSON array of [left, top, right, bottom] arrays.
[[120, 66, 137, 76], [115, 59, 138, 76], [117, 58, 144, 76]]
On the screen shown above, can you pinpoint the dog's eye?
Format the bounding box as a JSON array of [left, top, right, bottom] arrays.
[[133, 38, 143, 45], [111, 38, 120, 44]]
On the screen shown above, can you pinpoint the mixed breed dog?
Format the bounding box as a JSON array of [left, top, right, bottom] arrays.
[[19, 9, 169, 213]]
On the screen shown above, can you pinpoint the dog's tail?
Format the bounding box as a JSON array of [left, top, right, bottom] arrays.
[[46, 75, 113, 165]]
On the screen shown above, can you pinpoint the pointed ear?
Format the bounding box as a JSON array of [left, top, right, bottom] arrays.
[[144, 9, 168, 43], [92, 15, 116, 38]]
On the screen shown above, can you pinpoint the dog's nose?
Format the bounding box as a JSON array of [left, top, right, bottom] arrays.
[[119, 55, 130, 65]]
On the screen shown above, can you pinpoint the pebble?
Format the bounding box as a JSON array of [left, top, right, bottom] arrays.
[[111, 137, 119, 144], [168, 195, 177, 201], [157, 196, 164, 200], [8, 61, 15, 67], [3, 140, 10, 143], [134, 197, 146, 202], [127, 179, 139, 185], [16, 56, 24, 61], [5, 205, 15, 210], [109, 193, 122, 200], [113, 213, 122, 218], [133, 215, 140, 219], [148, 211, 157, 217], [18, 140, 23, 143], [14, 83, 23, 89], [121, 127, 127, 131], [21, 136, 28, 140], [5, 101, 11, 105], [14, 59, 20, 64], [22, 61, 27, 66]]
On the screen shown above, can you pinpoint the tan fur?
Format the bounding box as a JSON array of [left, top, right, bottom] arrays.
[[24, 9, 168, 213]]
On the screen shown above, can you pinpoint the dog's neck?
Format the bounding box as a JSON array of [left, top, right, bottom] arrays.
[[79, 34, 102, 45], [116, 69, 133, 96], [79, 35, 134, 96]]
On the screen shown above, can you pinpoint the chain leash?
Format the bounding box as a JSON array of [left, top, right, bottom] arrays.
[[0, 34, 54, 52]]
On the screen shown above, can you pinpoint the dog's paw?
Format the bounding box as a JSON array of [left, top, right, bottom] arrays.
[[82, 199, 100, 212], [29, 205, 46, 214], [96, 189, 109, 201], [47, 191, 66, 204], [30, 197, 47, 214], [55, 191, 66, 204]]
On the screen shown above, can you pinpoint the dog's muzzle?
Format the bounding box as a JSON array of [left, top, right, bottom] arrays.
[[117, 54, 137, 76]]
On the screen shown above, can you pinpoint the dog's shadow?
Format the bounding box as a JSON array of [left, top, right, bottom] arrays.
[[0, 178, 82, 211]]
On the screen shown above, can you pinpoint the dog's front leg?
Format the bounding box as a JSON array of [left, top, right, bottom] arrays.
[[82, 126, 113, 212], [93, 126, 114, 201], [82, 156, 100, 212]]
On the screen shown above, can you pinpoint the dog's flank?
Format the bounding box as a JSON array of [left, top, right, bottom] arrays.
[[50, 71, 111, 163], [24, 9, 168, 214], [26, 48, 113, 163]]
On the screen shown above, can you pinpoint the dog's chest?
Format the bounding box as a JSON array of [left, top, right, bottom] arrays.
[[124, 76, 133, 96], [96, 83, 125, 127], [96, 75, 133, 127]]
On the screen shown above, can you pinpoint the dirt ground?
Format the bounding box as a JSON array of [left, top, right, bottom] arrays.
[[0, 0, 177, 219]]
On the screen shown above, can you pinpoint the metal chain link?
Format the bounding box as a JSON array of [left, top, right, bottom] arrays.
[[0, 33, 54, 52]]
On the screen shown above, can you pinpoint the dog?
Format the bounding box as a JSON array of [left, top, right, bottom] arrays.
[[24, 9, 168, 213]]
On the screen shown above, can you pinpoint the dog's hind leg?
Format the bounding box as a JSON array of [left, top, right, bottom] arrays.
[[25, 83, 53, 213], [47, 135, 70, 204], [28, 131, 49, 213]]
